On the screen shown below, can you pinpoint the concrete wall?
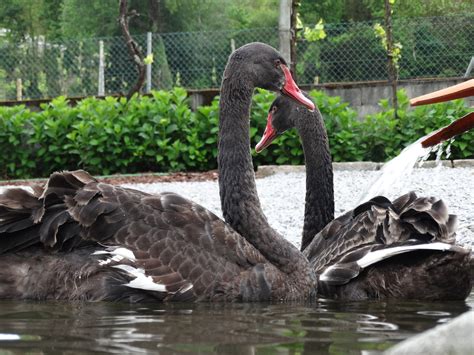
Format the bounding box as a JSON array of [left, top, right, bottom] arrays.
[[305, 77, 474, 118], [4, 78, 471, 117], [187, 77, 474, 117]]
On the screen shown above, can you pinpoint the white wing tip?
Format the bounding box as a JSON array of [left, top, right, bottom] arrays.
[[125, 277, 167, 293], [93, 247, 137, 265], [112, 264, 168, 293], [179, 283, 194, 294], [357, 242, 466, 269], [319, 266, 336, 282]]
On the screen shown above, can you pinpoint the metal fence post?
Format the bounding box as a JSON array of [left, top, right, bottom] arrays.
[[0, 15, 473, 102], [146, 32, 152, 93], [278, 0, 291, 65], [464, 57, 474, 78], [98, 40, 105, 96], [16, 78, 22, 101]]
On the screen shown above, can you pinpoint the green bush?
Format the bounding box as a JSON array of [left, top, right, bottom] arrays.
[[354, 90, 473, 161], [0, 87, 472, 180], [254, 89, 473, 165]]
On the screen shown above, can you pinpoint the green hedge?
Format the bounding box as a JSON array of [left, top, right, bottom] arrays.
[[0, 87, 472, 179]]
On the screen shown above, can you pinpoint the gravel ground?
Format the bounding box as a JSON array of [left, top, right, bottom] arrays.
[[1, 166, 472, 249], [120, 166, 474, 249]]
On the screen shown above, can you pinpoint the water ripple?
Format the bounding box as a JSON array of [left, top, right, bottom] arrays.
[[0, 295, 471, 354]]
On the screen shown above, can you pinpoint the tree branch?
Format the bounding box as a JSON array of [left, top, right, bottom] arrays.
[[290, 0, 300, 80], [384, 0, 398, 118], [119, 0, 146, 100]]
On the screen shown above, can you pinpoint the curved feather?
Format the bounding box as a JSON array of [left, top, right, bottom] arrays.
[[0, 170, 311, 302], [304, 192, 470, 297]]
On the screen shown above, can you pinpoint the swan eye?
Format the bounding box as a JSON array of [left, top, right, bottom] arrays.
[[274, 59, 281, 68]]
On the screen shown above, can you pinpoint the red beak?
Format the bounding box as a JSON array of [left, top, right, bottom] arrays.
[[256, 111, 278, 153], [280, 65, 315, 111]]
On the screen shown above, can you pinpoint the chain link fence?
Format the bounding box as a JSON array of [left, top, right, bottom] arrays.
[[0, 14, 473, 101]]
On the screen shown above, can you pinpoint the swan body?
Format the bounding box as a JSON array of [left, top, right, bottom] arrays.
[[0, 43, 316, 302], [0, 172, 305, 302], [256, 95, 472, 301]]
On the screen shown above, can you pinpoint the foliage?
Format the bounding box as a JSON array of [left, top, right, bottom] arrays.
[[0, 88, 202, 178], [373, 22, 402, 69], [303, 19, 327, 42], [393, 91, 473, 160], [1, 0, 280, 41], [297, 0, 384, 24], [1, 5, 473, 101], [366, 0, 474, 19], [298, 0, 473, 24], [295, 13, 474, 86], [61, 0, 119, 38], [0, 0, 51, 40], [217, 0, 280, 30], [317, 90, 473, 162], [1, 88, 472, 180], [2, 0, 472, 43]]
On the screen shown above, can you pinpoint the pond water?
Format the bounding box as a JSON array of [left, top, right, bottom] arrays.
[[1, 292, 472, 354]]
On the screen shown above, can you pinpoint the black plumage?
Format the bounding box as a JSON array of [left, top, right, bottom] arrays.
[[0, 43, 317, 302], [258, 95, 472, 301]]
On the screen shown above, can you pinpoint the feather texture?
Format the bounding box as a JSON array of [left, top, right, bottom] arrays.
[[0, 44, 320, 302], [0, 170, 314, 302], [304, 193, 471, 300], [263, 95, 472, 301]]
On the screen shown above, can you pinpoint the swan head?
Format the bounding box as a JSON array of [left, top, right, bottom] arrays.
[[256, 95, 313, 153], [230, 43, 315, 111]]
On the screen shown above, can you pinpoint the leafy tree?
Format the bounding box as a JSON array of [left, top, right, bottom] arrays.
[[300, 0, 473, 25], [58, 0, 278, 38], [299, 0, 373, 24], [227, 0, 279, 29], [364, 0, 474, 19], [61, 0, 119, 38], [40, 0, 63, 40], [2, 0, 473, 41], [0, 0, 48, 40]]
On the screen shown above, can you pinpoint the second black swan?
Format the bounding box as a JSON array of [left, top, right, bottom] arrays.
[[255, 95, 472, 301]]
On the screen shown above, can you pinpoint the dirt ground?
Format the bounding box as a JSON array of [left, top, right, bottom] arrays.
[[0, 170, 219, 187]]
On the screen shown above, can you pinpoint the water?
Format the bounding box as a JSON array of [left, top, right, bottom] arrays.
[[358, 137, 453, 203], [0, 293, 472, 354]]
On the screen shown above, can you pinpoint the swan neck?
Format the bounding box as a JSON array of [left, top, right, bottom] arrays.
[[218, 71, 306, 273], [297, 108, 335, 251]]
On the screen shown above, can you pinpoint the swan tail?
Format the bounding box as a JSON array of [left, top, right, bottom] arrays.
[[0, 186, 45, 253], [0, 170, 100, 253], [41, 170, 131, 249], [307, 192, 459, 273], [390, 191, 457, 244]]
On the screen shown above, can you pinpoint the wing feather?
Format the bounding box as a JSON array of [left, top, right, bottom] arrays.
[[305, 192, 464, 286]]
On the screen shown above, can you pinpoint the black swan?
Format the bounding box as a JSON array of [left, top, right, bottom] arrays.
[[255, 95, 472, 300], [0, 43, 316, 302]]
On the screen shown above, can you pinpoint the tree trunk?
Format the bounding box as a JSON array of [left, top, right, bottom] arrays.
[[119, 0, 146, 100], [148, 0, 162, 32], [384, 0, 398, 118], [290, 0, 300, 79]]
